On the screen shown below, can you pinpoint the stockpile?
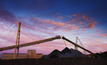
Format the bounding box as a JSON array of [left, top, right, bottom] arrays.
[[42, 47, 88, 58], [1, 47, 106, 65]]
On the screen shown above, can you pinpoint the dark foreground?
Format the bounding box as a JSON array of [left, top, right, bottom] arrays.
[[0, 58, 107, 65]]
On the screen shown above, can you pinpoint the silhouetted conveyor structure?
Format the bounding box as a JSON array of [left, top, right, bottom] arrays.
[[0, 36, 94, 54], [0, 35, 101, 58], [62, 36, 94, 55], [0, 36, 61, 51], [0, 22, 101, 58]]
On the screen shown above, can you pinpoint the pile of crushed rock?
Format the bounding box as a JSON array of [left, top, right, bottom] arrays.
[[42, 47, 88, 58]]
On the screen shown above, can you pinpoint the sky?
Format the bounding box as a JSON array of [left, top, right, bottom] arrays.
[[0, 0, 107, 55]]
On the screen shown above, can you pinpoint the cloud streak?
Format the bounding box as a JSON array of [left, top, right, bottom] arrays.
[[67, 13, 98, 30], [0, 4, 107, 55]]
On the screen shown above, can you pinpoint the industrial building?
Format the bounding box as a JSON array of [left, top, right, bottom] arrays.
[[1, 50, 43, 60]]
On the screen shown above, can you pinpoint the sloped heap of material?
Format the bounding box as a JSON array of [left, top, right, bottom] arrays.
[[42, 47, 88, 58], [49, 49, 61, 58]]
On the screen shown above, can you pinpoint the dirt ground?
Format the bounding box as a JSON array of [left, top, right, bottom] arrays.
[[0, 57, 107, 65]]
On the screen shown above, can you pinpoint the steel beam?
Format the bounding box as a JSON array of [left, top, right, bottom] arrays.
[[62, 36, 94, 55], [0, 35, 61, 51]]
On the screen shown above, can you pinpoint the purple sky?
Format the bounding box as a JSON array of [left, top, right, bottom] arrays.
[[0, 0, 107, 55]]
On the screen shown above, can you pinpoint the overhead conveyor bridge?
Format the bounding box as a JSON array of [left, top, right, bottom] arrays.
[[0, 36, 61, 51]]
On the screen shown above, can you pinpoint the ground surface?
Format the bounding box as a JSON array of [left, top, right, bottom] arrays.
[[0, 57, 107, 65]]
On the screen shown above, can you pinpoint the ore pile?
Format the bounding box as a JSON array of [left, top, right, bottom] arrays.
[[42, 47, 88, 58]]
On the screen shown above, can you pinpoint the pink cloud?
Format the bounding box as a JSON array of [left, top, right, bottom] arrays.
[[67, 21, 72, 24], [30, 17, 79, 31], [89, 21, 98, 28], [98, 29, 101, 31], [93, 33, 107, 38], [0, 5, 19, 24], [82, 15, 88, 20], [101, 33, 107, 37], [83, 38, 107, 53], [0, 6, 106, 55], [72, 14, 78, 17], [20, 31, 48, 44], [89, 23, 95, 28], [0, 7, 98, 38], [88, 43, 107, 53], [67, 13, 98, 30], [79, 21, 83, 24], [0, 15, 80, 47]]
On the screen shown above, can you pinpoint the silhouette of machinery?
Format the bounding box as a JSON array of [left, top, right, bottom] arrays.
[[0, 22, 99, 58]]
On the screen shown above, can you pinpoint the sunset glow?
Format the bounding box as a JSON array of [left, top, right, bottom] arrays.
[[0, 0, 107, 55]]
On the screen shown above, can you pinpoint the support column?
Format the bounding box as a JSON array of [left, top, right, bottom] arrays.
[[75, 37, 78, 50], [13, 22, 21, 59]]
